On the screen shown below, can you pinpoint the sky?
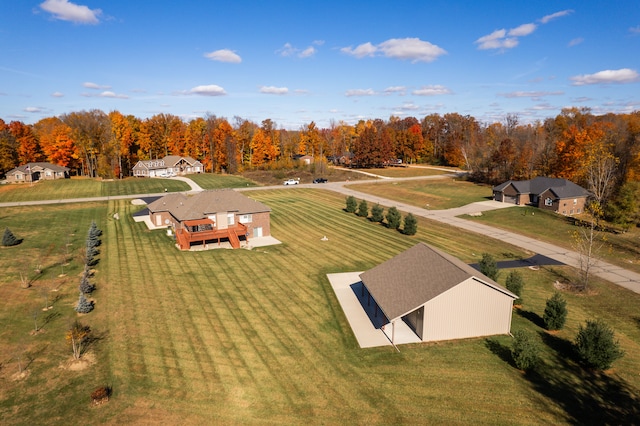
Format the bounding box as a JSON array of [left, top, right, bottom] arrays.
[[1, 0, 639, 129]]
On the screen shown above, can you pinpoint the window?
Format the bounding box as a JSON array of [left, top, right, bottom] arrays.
[[573, 198, 577, 205], [227, 213, 235, 226], [239, 214, 252, 224], [544, 198, 553, 206]]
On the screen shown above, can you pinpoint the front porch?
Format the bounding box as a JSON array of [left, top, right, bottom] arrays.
[[175, 219, 248, 250]]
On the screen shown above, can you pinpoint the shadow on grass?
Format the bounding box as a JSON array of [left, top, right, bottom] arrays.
[[517, 309, 546, 329], [523, 332, 640, 424], [484, 338, 513, 367]]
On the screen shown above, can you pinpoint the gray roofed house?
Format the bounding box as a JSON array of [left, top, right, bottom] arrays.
[[359, 243, 516, 343], [146, 189, 271, 250], [493, 176, 590, 215], [132, 155, 203, 177], [5, 162, 70, 183]]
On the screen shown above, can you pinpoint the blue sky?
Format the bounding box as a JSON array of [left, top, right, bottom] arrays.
[[1, 1, 639, 129]]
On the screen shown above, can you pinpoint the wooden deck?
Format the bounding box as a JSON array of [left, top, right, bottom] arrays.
[[175, 223, 247, 250]]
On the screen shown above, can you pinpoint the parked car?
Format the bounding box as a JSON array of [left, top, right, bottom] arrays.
[[283, 178, 299, 185], [313, 178, 327, 183]]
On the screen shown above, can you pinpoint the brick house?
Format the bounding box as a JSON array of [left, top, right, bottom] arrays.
[[493, 177, 590, 215], [146, 189, 271, 250], [5, 162, 69, 183]]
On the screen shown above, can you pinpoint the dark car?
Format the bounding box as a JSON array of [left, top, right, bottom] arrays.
[[313, 178, 327, 184]]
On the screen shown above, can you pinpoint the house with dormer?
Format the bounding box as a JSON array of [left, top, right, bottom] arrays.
[[493, 177, 590, 215]]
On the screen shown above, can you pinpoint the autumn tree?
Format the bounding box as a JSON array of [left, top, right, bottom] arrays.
[[62, 110, 110, 177], [10, 121, 43, 164], [34, 118, 77, 169], [108, 111, 135, 178], [0, 118, 18, 174], [66, 321, 91, 359]]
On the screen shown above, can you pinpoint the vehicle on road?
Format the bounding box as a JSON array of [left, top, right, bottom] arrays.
[[283, 178, 299, 185], [313, 178, 327, 183]]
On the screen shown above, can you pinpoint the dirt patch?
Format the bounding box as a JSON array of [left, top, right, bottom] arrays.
[[11, 370, 30, 381], [60, 351, 96, 371], [553, 280, 598, 295]]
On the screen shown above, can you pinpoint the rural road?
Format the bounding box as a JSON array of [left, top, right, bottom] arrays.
[[1, 172, 639, 294]]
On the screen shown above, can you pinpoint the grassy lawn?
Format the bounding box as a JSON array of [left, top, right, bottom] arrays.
[[187, 173, 258, 189], [353, 166, 450, 178], [346, 177, 493, 210], [0, 177, 190, 202], [465, 206, 640, 275], [1, 191, 639, 424]]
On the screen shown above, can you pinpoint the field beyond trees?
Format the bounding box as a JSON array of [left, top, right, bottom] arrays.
[[1, 189, 639, 424]]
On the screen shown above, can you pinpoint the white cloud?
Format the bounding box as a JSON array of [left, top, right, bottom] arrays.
[[99, 91, 129, 99], [340, 42, 377, 58], [24, 106, 44, 113], [630, 26, 640, 35], [345, 89, 376, 97], [499, 91, 564, 99], [260, 86, 288, 95], [509, 23, 537, 37], [378, 38, 447, 62], [539, 10, 573, 24], [477, 10, 572, 51], [51, 91, 64, 97], [570, 68, 640, 85], [188, 85, 227, 96], [204, 49, 242, 63], [39, 0, 101, 24], [384, 86, 406, 95], [299, 46, 316, 58], [568, 37, 584, 47], [412, 85, 452, 96], [277, 43, 316, 58], [341, 38, 446, 62], [83, 81, 111, 90]]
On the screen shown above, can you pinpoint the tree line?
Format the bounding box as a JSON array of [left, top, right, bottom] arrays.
[[1, 107, 639, 224]]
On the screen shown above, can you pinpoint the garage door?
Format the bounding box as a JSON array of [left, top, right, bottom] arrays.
[[504, 195, 517, 204]]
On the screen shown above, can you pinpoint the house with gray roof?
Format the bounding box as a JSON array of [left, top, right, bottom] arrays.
[[493, 177, 590, 215], [132, 155, 203, 177], [359, 243, 517, 344], [146, 189, 271, 250], [5, 162, 69, 183]]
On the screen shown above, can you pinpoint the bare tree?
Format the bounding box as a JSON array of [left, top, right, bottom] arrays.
[[572, 202, 606, 290]]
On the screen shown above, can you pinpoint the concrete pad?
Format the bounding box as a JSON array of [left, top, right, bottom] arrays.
[[327, 272, 421, 348]]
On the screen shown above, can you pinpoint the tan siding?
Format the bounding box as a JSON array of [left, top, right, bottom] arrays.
[[422, 278, 513, 342]]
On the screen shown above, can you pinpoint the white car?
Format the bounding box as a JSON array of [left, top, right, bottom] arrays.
[[283, 179, 299, 185]]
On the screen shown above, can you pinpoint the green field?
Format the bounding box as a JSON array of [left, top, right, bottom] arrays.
[[353, 166, 451, 178], [1, 189, 639, 424], [346, 177, 492, 210], [0, 177, 190, 203], [465, 206, 640, 276]]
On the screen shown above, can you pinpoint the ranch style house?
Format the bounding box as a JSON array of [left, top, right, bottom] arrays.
[[493, 177, 590, 216], [359, 243, 517, 344], [5, 162, 70, 183], [146, 189, 271, 250], [132, 155, 204, 177]]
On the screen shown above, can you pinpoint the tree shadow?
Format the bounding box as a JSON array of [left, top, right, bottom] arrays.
[[524, 331, 640, 424], [517, 309, 546, 329], [41, 311, 61, 327], [484, 338, 513, 367]]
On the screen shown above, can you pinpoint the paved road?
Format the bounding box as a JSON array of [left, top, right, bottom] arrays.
[[2, 172, 639, 294]]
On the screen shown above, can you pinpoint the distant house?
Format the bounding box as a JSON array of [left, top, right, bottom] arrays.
[[146, 189, 271, 250], [132, 155, 203, 177], [359, 243, 517, 344], [493, 177, 590, 215], [5, 162, 69, 183]]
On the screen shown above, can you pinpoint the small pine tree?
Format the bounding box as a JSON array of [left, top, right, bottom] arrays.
[[79, 274, 95, 294], [479, 253, 499, 281], [345, 196, 357, 213], [386, 207, 401, 230], [88, 221, 102, 240], [575, 319, 624, 370], [370, 204, 384, 223], [2, 227, 20, 247], [511, 330, 540, 372], [402, 213, 418, 235], [75, 293, 94, 314], [543, 292, 568, 330], [356, 199, 369, 217], [505, 271, 524, 305]]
